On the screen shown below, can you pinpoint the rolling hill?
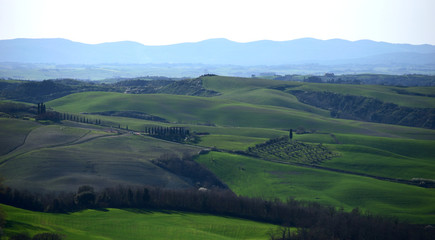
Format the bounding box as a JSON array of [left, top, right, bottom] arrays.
[[1, 75, 435, 233]]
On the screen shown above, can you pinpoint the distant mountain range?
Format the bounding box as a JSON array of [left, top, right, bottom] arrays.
[[1, 38, 435, 66]]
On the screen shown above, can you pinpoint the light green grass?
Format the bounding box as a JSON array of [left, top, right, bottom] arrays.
[[196, 151, 435, 224], [295, 133, 435, 180], [324, 144, 435, 180], [48, 91, 432, 139], [1, 204, 276, 240], [333, 133, 435, 160]]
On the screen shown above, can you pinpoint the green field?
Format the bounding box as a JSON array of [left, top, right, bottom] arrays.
[[195, 151, 435, 224], [1, 75, 435, 237], [202, 76, 435, 108], [0, 118, 40, 156], [0, 119, 203, 192], [1, 204, 276, 240]]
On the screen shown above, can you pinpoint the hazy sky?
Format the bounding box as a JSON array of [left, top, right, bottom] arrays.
[[1, 0, 434, 45]]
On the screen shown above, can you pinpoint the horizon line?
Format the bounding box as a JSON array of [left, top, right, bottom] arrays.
[[1, 37, 434, 47]]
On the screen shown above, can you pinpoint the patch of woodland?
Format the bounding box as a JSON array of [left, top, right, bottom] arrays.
[[290, 90, 435, 129], [151, 152, 229, 190], [121, 78, 220, 96]]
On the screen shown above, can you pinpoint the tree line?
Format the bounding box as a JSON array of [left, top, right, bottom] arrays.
[[0, 184, 433, 240], [144, 126, 190, 142], [291, 90, 435, 129]]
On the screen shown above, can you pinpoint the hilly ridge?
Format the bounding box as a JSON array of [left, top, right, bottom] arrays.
[[1, 38, 435, 66]]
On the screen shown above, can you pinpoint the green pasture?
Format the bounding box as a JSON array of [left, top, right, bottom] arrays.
[[325, 144, 435, 180], [200, 76, 435, 108], [293, 133, 435, 180], [47, 91, 419, 136], [0, 118, 40, 156], [288, 83, 435, 108], [1, 204, 276, 240], [0, 124, 202, 191], [195, 151, 435, 224]]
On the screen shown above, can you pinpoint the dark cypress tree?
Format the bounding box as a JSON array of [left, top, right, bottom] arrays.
[[289, 129, 293, 140], [41, 103, 46, 114]]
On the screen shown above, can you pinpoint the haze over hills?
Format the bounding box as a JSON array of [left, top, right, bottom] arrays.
[[1, 38, 435, 66]]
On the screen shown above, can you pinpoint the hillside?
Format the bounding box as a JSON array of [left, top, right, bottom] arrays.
[[0, 118, 228, 192], [1, 75, 435, 227]]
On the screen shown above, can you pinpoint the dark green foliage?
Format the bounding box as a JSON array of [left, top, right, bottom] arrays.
[[10, 233, 31, 240], [0, 201, 4, 237], [0, 102, 34, 117], [151, 153, 228, 189], [247, 137, 338, 164], [0, 80, 73, 103], [37, 103, 46, 115], [291, 90, 435, 129], [89, 110, 168, 123], [32, 233, 63, 240], [144, 126, 190, 142], [114, 78, 220, 96], [275, 74, 435, 86], [74, 186, 95, 209], [158, 78, 220, 97], [8, 233, 62, 240], [303, 76, 322, 83]]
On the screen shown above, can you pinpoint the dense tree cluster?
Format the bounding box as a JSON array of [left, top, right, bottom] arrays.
[[273, 74, 435, 86], [59, 112, 101, 125], [291, 90, 435, 129], [145, 126, 190, 142], [0, 184, 434, 240]]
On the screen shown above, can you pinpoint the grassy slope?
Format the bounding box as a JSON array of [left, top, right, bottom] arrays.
[[0, 121, 202, 192], [47, 91, 435, 140], [1, 204, 276, 240], [201, 76, 435, 108], [4, 76, 435, 227], [291, 83, 435, 108], [47, 92, 343, 130], [0, 118, 40, 156], [195, 151, 435, 224], [295, 133, 435, 180]]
